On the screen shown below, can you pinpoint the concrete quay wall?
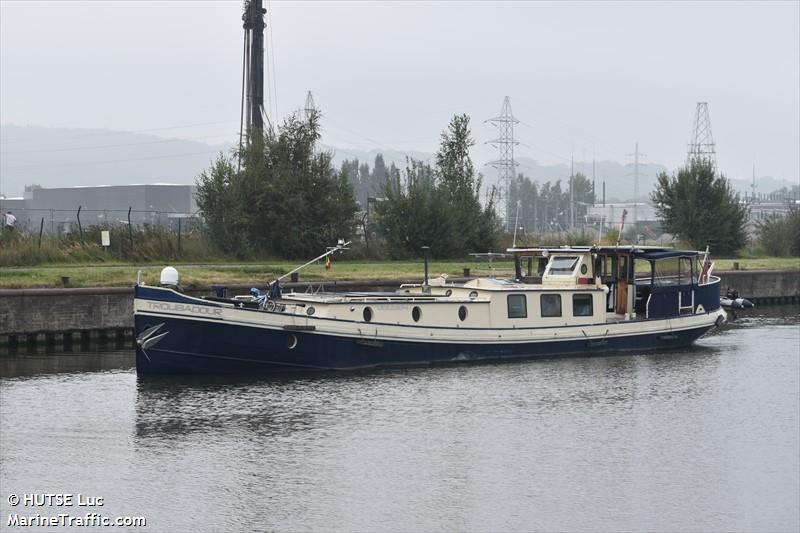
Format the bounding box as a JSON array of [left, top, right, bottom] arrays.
[[0, 271, 797, 339], [716, 270, 799, 304], [0, 280, 414, 338]]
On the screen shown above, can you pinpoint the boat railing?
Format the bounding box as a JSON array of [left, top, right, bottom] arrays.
[[698, 274, 721, 287]]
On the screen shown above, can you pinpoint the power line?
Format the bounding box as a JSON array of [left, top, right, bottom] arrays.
[[1, 133, 237, 155], [517, 141, 571, 163], [0, 120, 238, 145], [513, 99, 608, 150], [3, 149, 225, 171], [321, 117, 426, 161], [626, 142, 646, 225], [267, 0, 278, 122]]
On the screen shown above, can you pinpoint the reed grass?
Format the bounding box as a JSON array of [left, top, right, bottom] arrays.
[[1, 226, 795, 289]]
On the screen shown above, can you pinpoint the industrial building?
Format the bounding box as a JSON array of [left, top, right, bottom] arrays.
[[586, 202, 658, 226], [0, 184, 197, 234]]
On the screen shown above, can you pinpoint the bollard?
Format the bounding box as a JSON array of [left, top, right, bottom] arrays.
[[463, 267, 471, 278], [61, 276, 70, 287]]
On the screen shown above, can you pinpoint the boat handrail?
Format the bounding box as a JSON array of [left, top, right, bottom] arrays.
[[698, 275, 721, 287]]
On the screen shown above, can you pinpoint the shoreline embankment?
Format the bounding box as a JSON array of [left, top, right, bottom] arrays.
[[1, 271, 797, 349]]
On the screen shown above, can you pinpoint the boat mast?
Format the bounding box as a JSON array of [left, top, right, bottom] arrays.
[[273, 241, 351, 285]]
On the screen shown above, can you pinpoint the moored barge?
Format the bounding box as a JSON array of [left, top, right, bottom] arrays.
[[134, 245, 726, 374]]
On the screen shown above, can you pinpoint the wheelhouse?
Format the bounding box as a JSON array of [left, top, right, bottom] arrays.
[[510, 246, 721, 321]]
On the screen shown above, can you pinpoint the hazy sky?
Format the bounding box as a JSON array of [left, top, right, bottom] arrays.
[[1, 0, 798, 182]]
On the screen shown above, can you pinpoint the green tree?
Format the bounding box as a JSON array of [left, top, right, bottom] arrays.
[[372, 154, 388, 195], [508, 174, 539, 233], [194, 154, 247, 254], [376, 114, 499, 258], [436, 114, 499, 253], [756, 209, 800, 256], [651, 160, 748, 255], [196, 111, 357, 258], [571, 172, 595, 221], [378, 158, 455, 257]]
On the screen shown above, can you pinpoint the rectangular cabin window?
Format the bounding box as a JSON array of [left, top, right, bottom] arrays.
[[573, 294, 593, 316], [549, 256, 579, 275], [507, 294, 527, 319], [540, 294, 562, 317]]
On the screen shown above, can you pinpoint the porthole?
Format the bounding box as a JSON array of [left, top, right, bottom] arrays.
[[580, 264, 588, 275], [445, 289, 453, 297], [306, 306, 315, 316], [458, 305, 468, 321], [412, 306, 422, 322], [287, 333, 298, 350], [363, 307, 373, 322], [469, 290, 478, 300]]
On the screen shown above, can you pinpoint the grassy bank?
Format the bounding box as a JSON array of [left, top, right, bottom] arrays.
[[1, 257, 797, 289], [0, 260, 485, 289]]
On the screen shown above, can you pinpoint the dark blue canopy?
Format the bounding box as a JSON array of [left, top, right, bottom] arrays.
[[638, 250, 697, 260]]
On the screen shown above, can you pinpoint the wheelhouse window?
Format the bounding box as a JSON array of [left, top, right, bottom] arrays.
[[619, 255, 629, 280], [507, 294, 527, 319], [548, 256, 579, 275], [573, 294, 593, 316], [654, 257, 680, 286], [654, 256, 694, 286], [680, 256, 695, 284], [540, 294, 562, 317]]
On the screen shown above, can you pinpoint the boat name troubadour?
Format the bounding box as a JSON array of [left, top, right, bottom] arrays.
[[145, 301, 223, 316]]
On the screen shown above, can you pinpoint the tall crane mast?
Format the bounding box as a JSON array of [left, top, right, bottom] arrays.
[[241, 0, 267, 136]]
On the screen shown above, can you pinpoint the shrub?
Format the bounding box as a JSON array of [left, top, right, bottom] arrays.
[[756, 209, 800, 257]]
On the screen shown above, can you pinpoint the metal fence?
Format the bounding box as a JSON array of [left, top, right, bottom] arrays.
[[3, 206, 200, 236]]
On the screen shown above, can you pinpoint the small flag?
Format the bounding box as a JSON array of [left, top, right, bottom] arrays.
[[699, 246, 713, 283], [617, 209, 628, 246], [325, 256, 332, 270]]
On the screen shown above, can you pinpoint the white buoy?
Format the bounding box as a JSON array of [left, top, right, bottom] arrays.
[[160, 266, 179, 287]]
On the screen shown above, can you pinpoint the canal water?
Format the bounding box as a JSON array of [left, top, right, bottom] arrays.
[[1, 306, 798, 532]]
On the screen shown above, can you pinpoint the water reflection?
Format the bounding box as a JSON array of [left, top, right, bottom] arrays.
[[131, 341, 726, 446], [134, 374, 336, 440], [723, 301, 800, 326], [1, 307, 797, 532], [0, 348, 133, 378]]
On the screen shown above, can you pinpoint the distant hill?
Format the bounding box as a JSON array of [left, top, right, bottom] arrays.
[[0, 124, 234, 197], [320, 144, 434, 171], [2, 125, 794, 201]]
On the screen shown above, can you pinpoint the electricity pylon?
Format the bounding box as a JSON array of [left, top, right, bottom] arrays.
[[304, 91, 316, 120], [687, 102, 716, 169], [486, 96, 519, 232]]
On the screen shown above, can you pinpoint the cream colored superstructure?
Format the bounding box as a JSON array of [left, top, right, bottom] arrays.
[[134, 248, 725, 349]]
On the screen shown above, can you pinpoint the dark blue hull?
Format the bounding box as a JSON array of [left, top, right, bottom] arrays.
[[134, 314, 717, 375]]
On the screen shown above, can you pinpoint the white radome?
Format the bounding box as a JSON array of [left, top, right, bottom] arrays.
[[160, 266, 179, 287]]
